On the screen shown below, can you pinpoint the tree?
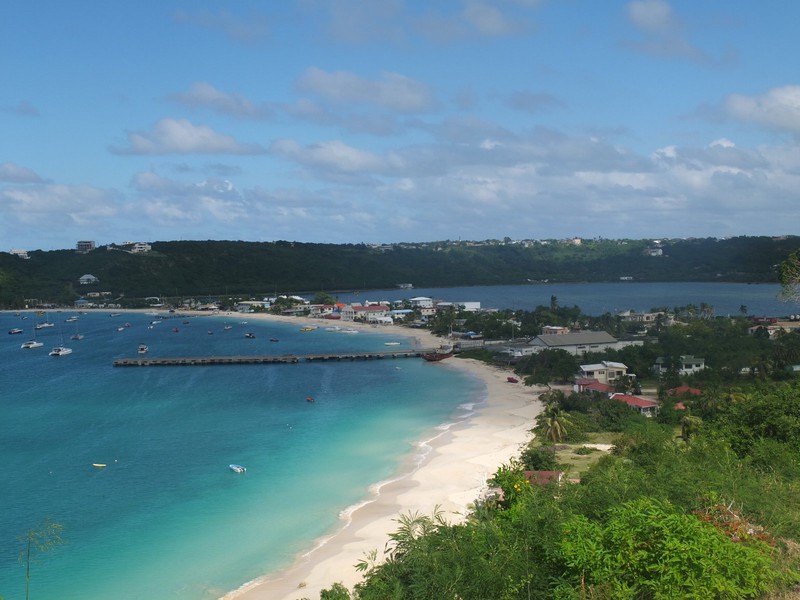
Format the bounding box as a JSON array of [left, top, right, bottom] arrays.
[[538, 402, 573, 444], [679, 414, 703, 442], [17, 518, 64, 600], [779, 248, 800, 304]]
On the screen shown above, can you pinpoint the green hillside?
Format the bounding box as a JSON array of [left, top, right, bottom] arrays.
[[1, 236, 798, 307]]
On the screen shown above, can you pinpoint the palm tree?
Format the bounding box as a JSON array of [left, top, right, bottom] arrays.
[[18, 518, 64, 600], [679, 414, 703, 442], [538, 402, 573, 444]]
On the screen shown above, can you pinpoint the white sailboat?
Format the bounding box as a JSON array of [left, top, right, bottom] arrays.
[[70, 321, 84, 340], [49, 327, 73, 356], [20, 324, 43, 349]]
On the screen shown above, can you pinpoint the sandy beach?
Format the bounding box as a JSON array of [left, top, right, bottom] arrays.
[[205, 312, 545, 600]]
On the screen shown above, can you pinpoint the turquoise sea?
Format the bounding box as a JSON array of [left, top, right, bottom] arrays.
[[0, 312, 482, 600]]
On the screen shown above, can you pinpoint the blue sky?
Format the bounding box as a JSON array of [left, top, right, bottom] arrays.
[[2, 1, 799, 250]]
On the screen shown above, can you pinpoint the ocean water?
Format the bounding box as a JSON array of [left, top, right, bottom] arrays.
[[0, 312, 482, 600]]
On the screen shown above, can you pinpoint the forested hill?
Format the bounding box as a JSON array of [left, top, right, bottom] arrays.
[[1, 236, 799, 306]]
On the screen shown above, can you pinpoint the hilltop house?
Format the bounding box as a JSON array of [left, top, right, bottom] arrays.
[[79, 274, 99, 285]]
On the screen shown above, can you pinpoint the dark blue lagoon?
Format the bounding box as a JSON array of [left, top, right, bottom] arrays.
[[333, 282, 791, 316]]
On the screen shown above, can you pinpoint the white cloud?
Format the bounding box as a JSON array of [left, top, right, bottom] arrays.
[[168, 82, 272, 119], [724, 85, 800, 134], [296, 67, 437, 113], [463, 1, 526, 36], [270, 139, 393, 173], [0, 162, 45, 183], [173, 10, 270, 43], [626, 0, 707, 61], [0, 184, 119, 226], [110, 118, 266, 155]]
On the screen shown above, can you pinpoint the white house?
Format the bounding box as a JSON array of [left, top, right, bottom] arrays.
[[79, 274, 99, 285], [653, 355, 706, 377], [409, 296, 434, 308], [578, 361, 631, 385]]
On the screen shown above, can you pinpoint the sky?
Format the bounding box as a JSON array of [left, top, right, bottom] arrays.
[[2, 1, 800, 251]]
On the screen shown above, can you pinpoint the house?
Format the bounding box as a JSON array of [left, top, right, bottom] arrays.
[[542, 325, 570, 335], [409, 296, 433, 309], [574, 378, 615, 395], [339, 304, 391, 322], [578, 361, 630, 385], [668, 385, 702, 396], [235, 300, 270, 313], [653, 355, 706, 377], [76, 240, 96, 252], [9, 249, 30, 259], [611, 393, 659, 417], [79, 274, 99, 285], [130, 242, 151, 253]]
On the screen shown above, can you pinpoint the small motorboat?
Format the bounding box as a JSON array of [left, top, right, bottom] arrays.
[[172, 328, 179, 333], [92, 463, 107, 469], [384, 341, 401, 346], [138, 344, 148, 354], [229, 464, 246, 474], [8, 328, 23, 335], [269, 338, 279, 342], [306, 396, 315, 403], [299, 326, 316, 332], [245, 332, 256, 339]]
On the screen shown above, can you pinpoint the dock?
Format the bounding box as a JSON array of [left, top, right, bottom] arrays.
[[113, 349, 435, 367]]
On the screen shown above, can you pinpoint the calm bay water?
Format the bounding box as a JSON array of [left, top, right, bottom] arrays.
[[0, 282, 793, 599], [0, 312, 481, 600]]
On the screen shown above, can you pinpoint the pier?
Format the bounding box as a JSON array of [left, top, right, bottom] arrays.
[[113, 348, 435, 367]]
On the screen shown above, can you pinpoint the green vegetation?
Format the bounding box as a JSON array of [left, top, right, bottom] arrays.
[[2, 235, 799, 308], [319, 376, 800, 599]]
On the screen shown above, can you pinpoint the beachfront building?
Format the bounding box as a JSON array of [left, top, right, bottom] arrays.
[[339, 304, 391, 322], [235, 300, 270, 313]]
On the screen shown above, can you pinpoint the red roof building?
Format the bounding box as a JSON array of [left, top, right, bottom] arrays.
[[610, 393, 659, 417]]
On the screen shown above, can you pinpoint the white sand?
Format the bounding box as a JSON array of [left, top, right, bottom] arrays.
[[213, 313, 544, 600]]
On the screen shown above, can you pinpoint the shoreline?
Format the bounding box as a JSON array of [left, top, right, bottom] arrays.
[[214, 312, 544, 600]]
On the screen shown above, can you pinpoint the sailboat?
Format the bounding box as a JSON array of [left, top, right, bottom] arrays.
[[49, 327, 73, 356], [70, 320, 84, 340], [20, 324, 44, 349]]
